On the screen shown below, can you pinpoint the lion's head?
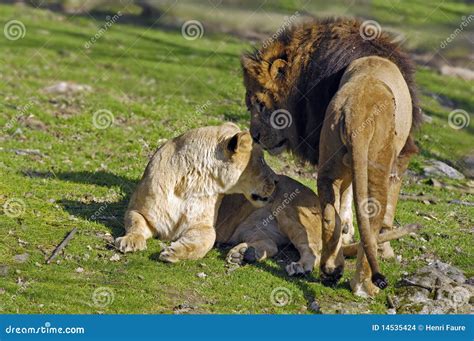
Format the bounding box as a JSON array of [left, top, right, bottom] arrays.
[[220, 124, 276, 207], [241, 41, 297, 156]]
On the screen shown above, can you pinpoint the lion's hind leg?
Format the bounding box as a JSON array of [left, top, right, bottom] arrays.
[[226, 239, 279, 265], [115, 210, 154, 253]]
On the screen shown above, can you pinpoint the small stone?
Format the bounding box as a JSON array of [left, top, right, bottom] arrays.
[[109, 254, 120, 262], [34, 262, 42, 267], [0, 265, 9, 277], [196, 272, 207, 279], [309, 300, 321, 313], [75, 267, 84, 273], [231, 252, 241, 258], [423, 160, 465, 180], [15, 269, 21, 274], [387, 308, 397, 315], [396, 255, 402, 263], [14, 253, 29, 263], [138, 275, 145, 280]]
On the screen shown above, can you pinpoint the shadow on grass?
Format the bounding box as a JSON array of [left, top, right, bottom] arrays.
[[214, 244, 351, 311], [22, 170, 137, 238]]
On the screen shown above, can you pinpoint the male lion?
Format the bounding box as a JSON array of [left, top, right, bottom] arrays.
[[241, 18, 421, 296], [216, 174, 420, 277], [115, 123, 276, 262]]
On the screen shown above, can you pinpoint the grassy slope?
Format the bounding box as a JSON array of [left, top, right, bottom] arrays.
[[0, 3, 472, 314]]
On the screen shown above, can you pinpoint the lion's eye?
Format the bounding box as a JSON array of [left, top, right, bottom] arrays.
[[255, 98, 265, 114]]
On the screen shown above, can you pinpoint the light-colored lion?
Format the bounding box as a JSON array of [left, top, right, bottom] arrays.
[[216, 174, 420, 277], [115, 122, 276, 262]]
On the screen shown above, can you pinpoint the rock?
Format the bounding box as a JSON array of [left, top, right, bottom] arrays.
[[387, 308, 397, 314], [460, 154, 474, 179], [14, 253, 29, 263], [75, 267, 84, 273], [395, 260, 473, 314], [440, 65, 474, 81], [0, 265, 9, 277], [423, 160, 465, 180], [109, 254, 120, 262], [308, 300, 321, 313], [196, 272, 207, 279], [422, 113, 433, 123], [43, 81, 92, 94]]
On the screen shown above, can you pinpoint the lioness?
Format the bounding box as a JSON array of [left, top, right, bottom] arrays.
[[216, 174, 420, 277], [115, 123, 276, 262], [241, 18, 421, 296]]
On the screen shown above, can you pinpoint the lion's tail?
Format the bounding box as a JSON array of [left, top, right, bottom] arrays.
[[349, 137, 388, 289], [342, 223, 422, 257]]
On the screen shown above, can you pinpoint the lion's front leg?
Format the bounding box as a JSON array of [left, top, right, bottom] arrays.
[[115, 210, 154, 253], [159, 224, 216, 263]]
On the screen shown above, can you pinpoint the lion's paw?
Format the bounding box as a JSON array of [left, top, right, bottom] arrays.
[[350, 278, 380, 298], [285, 261, 311, 277], [226, 244, 248, 265], [115, 234, 147, 253], [159, 247, 180, 263]]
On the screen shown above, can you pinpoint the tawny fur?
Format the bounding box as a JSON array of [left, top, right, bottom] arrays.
[[115, 123, 276, 263], [241, 18, 421, 296], [216, 174, 420, 278], [317, 56, 418, 297]]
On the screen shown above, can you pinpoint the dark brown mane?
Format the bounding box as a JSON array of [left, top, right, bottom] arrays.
[[243, 17, 421, 164]]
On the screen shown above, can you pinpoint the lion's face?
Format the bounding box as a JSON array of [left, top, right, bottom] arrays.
[[241, 52, 293, 155], [224, 131, 276, 208]]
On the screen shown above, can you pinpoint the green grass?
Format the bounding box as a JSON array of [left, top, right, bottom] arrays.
[[0, 3, 473, 314]]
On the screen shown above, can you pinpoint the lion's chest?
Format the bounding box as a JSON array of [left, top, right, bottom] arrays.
[[154, 193, 217, 241]]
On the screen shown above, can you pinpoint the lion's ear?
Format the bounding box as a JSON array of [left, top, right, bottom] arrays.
[[270, 59, 287, 80], [241, 54, 260, 77], [227, 132, 252, 155]]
